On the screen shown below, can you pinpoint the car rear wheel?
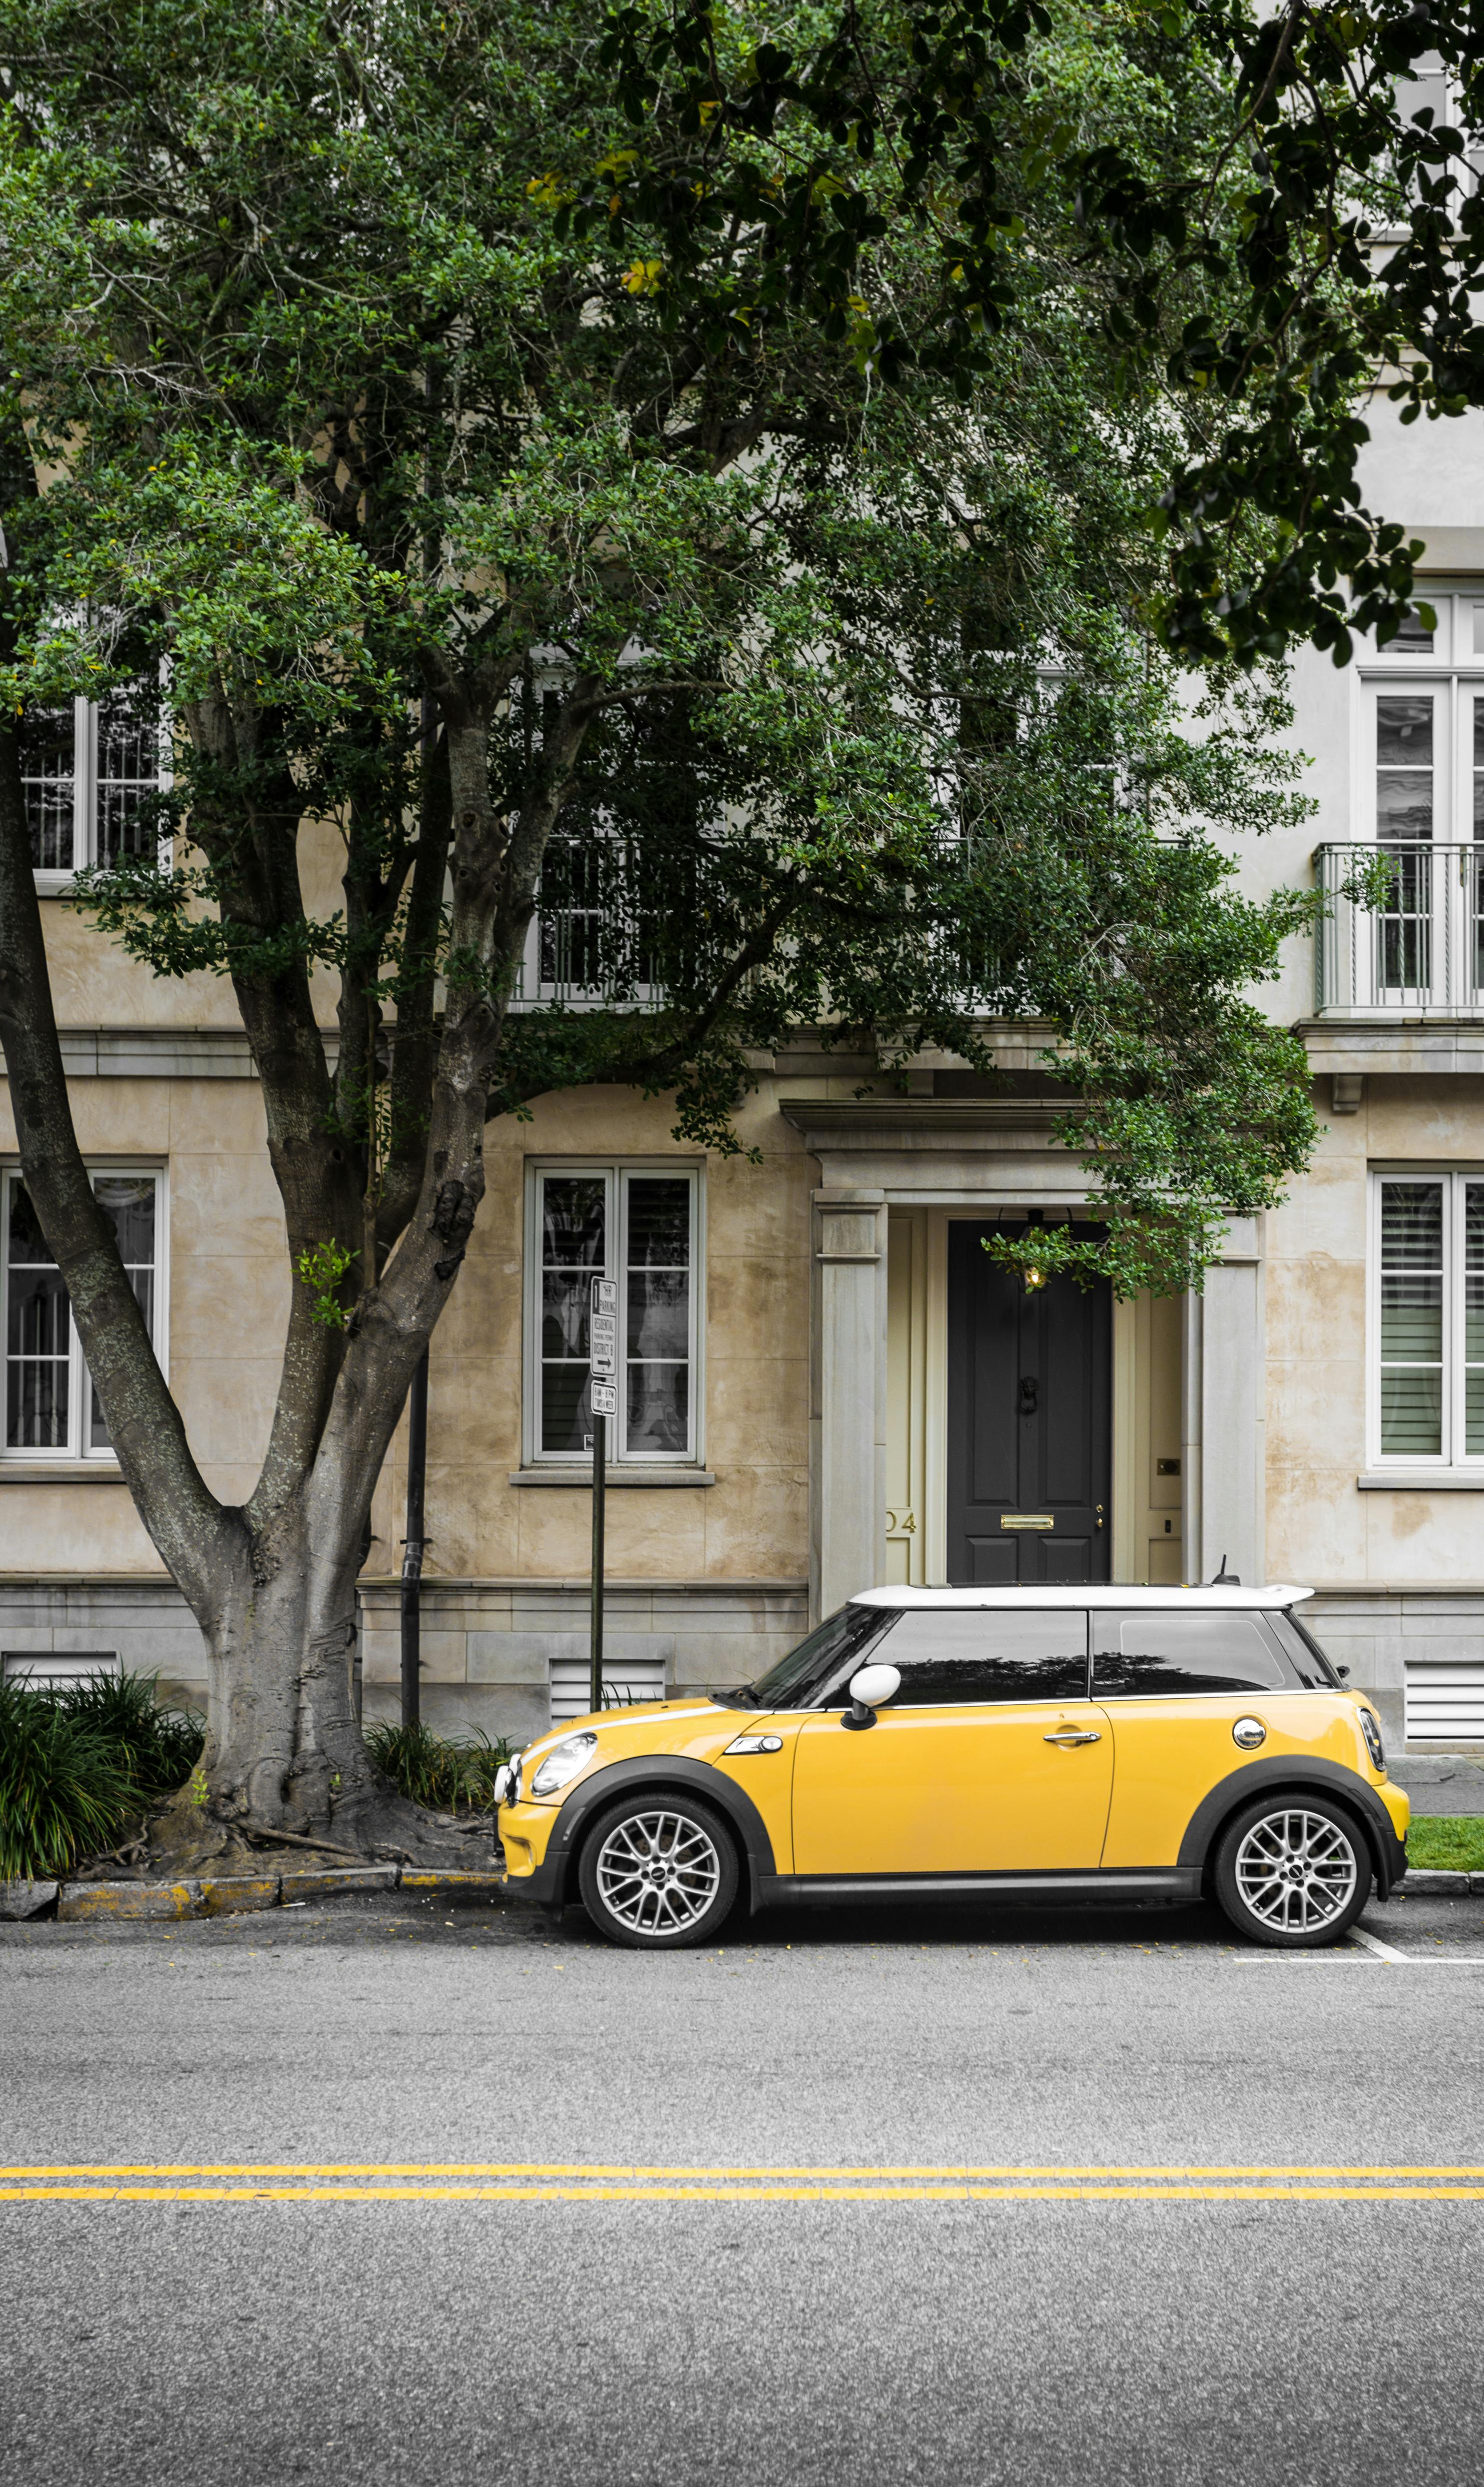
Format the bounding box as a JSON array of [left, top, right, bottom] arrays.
[[1212, 1795, 1372, 1948], [577, 1795, 740, 1950]]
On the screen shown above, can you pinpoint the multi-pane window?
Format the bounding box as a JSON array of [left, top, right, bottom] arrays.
[[1373, 1175, 1484, 1464], [1362, 598, 1484, 840], [21, 688, 165, 882], [2, 1173, 161, 1459], [516, 834, 660, 1007], [1357, 596, 1484, 1002], [529, 1165, 700, 1463]]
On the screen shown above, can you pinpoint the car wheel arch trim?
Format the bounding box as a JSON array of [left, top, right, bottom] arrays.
[[538, 1755, 776, 1908], [1175, 1757, 1402, 1897]]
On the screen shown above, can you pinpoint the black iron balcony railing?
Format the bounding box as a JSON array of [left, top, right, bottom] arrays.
[[1314, 842, 1484, 1016]]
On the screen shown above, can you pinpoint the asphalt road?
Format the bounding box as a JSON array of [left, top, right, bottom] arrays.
[[4, 1882, 1484, 2487]]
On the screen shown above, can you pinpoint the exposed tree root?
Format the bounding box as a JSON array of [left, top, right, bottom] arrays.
[[130, 1778, 492, 1881]]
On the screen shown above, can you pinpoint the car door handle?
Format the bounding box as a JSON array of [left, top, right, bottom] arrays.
[[1043, 1729, 1101, 1747]]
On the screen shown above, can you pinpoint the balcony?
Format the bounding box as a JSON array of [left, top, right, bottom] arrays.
[[1314, 843, 1484, 1019]]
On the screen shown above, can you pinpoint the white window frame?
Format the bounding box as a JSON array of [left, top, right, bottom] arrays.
[[1367, 1166, 1484, 1472], [1355, 593, 1484, 840], [25, 690, 172, 894], [522, 1161, 705, 1468], [0, 1164, 169, 1464]]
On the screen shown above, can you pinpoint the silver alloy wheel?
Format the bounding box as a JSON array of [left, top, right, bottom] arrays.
[[594, 1809, 723, 1936], [1233, 1807, 1359, 1934]]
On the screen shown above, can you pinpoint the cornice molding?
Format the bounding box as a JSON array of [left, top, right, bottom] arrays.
[[0, 1027, 340, 1081], [780, 1096, 1064, 1152]]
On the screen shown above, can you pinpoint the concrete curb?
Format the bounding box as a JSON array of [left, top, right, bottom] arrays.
[[7, 1865, 1483, 1917], [281, 1864, 400, 1900], [1, 1864, 504, 1923], [58, 1880, 203, 1922], [0, 1879, 59, 1920]]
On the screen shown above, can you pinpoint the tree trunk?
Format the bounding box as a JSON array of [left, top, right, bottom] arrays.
[[159, 1480, 435, 1864]]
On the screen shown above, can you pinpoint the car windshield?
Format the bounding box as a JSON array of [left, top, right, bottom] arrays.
[[732, 1602, 896, 1712]]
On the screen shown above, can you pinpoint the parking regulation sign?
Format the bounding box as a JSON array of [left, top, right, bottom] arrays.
[[590, 1275, 618, 1380], [590, 1379, 618, 1415]]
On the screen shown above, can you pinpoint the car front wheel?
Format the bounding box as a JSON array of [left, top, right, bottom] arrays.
[[1212, 1796, 1373, 1948], [577, 1795, 740, 1949]]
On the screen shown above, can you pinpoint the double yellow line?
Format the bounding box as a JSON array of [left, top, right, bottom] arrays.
[[3, 2161, 1484, 2203]]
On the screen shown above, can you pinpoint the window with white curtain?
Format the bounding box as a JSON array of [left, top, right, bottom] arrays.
[[526, 1165, 702, 1463], [2, 1171, 163, 1460], [22, 686, 166, 885], [1371, 1173, 1484, 1465]]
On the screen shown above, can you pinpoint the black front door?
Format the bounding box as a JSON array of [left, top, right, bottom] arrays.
[[947, 1220, 1111, 1585]]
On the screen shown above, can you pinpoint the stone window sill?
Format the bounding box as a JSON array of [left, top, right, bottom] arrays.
[[0, 1464, 126, 1483], [508, 1467, 717, 1489], [1357, 1471, 1484, 1490]]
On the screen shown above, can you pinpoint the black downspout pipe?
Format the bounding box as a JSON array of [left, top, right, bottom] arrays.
[[400, 1350, 429, 1728]]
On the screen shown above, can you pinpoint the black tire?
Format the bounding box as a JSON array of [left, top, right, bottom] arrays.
[[1212, 1794, 1373, 1949], [577, 1793, 741, 1950]]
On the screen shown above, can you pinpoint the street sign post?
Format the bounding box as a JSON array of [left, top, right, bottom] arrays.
[[589, 1277, 618, 1713]]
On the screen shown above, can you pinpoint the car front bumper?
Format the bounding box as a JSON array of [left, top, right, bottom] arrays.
[[498, 1796, 565, 1906]]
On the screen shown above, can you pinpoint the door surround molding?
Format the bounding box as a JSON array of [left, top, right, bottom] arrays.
[[790, 1101, 1266, 1612]]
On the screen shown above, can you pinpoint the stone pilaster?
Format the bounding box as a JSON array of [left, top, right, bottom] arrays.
[[1182, 1217, 1266, 1586], [811, 1188, 888, 1620]]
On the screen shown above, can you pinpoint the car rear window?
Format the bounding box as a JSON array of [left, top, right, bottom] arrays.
[[872, 1609, 1089, 1706], [1092, 1612, 1290, 1698], [1269, 1609, 1344, 1688]]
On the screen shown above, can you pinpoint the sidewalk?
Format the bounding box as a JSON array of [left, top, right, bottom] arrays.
[[1389, 1758, 1484, 1815]]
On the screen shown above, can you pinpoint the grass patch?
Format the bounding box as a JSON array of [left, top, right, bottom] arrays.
[[1406, 1815, 1484, 1872], [364, 1720, 513, 1812]]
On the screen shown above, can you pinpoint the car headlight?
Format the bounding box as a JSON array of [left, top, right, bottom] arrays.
[[530, 1732, 598, 1798], [1359, 1709, 1386, 1771]]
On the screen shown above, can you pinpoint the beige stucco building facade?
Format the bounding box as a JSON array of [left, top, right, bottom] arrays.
[[7, 406, 1484, 1756]]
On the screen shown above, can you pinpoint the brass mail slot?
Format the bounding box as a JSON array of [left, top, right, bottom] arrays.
[[1001, 1513, 1054, 1531]]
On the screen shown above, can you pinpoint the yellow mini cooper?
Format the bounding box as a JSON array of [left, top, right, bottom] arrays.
[[495, 1586, 1408, 1952]]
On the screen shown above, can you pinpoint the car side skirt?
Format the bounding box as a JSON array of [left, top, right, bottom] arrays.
[[756, 1867, 1205, 1907]]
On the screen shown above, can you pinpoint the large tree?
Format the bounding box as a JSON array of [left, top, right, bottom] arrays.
[[0, 0, 1397, 1861]]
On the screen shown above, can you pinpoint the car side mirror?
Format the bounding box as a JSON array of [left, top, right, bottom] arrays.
[[1336, 1665, 1350, 1682], [843, 1663, 902, 1731]]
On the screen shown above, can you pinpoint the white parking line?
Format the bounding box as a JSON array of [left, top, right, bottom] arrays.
[[1229, 1926, 1484, 1963], [1350, 1926, 1409, 1963]]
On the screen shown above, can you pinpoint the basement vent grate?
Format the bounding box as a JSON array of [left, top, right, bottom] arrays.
[[549, 1656, 667, 1725], [1404, 1664, 1484, 1743]]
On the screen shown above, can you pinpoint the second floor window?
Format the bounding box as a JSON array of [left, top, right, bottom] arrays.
[[22, 690, 164, 883], [1361, 594, 1484, 847], [2, 1171, 163, 1460], [527, 1164, 701, 1464]]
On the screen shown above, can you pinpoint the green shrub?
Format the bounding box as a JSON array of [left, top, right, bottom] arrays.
[[52, 1670, 203, 1797], [365, 1720, 513, 1812], [0, 1679, 138, 1879]]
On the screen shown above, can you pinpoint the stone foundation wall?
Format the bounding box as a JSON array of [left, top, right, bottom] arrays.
[[1307, 1588, 1484, 1757], [8, 1573, 1474, 1760], [357, 1577, 809, 1741], [0, 1574, 808, 1744]]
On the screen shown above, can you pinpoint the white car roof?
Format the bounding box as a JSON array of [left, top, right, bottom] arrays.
[[850, 1584, 1313, 1612]]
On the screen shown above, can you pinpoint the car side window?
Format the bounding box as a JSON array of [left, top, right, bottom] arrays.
[[871, 1609, 1089, 1707], [1092, 1613, 1291, 1698]]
